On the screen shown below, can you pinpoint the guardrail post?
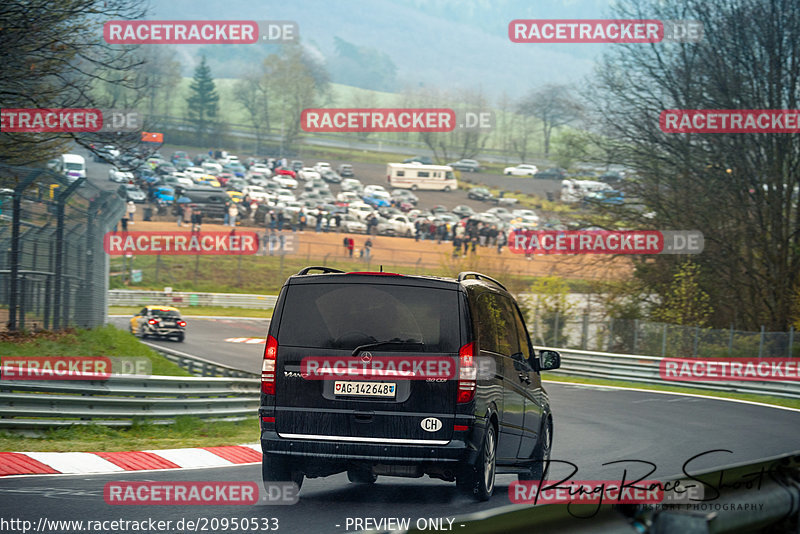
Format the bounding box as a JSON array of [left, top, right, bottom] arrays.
[[729, 323, 734, 355], [758, 325, 765, 358], [581, 313, 588, 350]]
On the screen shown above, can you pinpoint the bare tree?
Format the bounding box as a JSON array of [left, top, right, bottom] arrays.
[[233, 70, 271, 154], [585, 0, 800, 330], [0, 0, 146, 166], [518, 84, 583, 157]]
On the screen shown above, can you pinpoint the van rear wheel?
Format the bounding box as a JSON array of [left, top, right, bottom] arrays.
[[457, 423, 496, 501], [262, 454, 304, 491], [519, 417, 552, 482]]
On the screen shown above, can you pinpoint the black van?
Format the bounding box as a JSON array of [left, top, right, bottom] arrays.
[[259, 267, 560, 501], [181, 186, 232, 219]]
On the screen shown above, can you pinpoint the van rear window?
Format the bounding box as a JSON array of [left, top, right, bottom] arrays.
[[277, 283, 460, 352]]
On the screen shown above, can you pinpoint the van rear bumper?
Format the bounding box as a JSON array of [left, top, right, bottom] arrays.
[[260, 428, 480, 464]]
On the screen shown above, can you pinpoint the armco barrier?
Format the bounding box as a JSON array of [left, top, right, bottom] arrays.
[[143, 342, 259, 378], [0, 374, 259, 429], [541, 346, 800, 400], [108, 289, 277, 309]]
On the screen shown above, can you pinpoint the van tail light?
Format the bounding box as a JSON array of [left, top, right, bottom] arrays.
[[177, 320, 186, 327], [147, 318, 158, 325], [262, 335, 278, 395], [457, 342, 476, 403]]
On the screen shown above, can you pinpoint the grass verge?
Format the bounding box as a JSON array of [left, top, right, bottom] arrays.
[[542, 373, 800, 410], [0, 417, 259, 452], [0, 325, 191, 376], [109, 306, 272, 318]]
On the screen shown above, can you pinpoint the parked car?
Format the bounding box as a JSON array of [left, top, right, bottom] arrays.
[[390, 189, 418, 205], [94, 145, 121, 163], [260, 268, 561, 501], [341, 178, 364, 193], [290, 160, 304, 172], [130, 306, 186, 342], [173, 157, 193, 171], [448, 159, 481, 172], [109, 166, 134, 183], [452, 205, 476, 218], [120, 183, 146, 203], [249, 164, 273, 178], [155, 163, 178, 176], [534, 167, 567, 180], [363, 191, 391, 208], [320, 169, 343, 184], [468, 187, 494, 201], [338, 213, 368, 233], [364, 184, 388, 196], [242, 185, 272, 203], [297, 167, 320, 181], [338, 164, 354, 177], [273, 174, 298, 189], [503, 164, 538, 176], [313, 162, 332, 174]]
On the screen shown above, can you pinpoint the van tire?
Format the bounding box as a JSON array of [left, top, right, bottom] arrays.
[[444, 186, 451, 192], [457, 423, 496, 501], [519, 416, 552, 482], [262, 454, 304, 491], [410, 185, 418, 191], [347, 469, 377, 484]]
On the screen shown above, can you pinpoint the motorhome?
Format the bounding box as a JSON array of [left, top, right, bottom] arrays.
[[386, 163, 457, 191]]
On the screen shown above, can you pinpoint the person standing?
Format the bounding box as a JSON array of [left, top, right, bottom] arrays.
[[452, 235, 462, 258], [496, 229, 507, 253], [364, 238, 373, 260], [126, 201, 136, 223], [120, 216, 128, 233], [173, 203, 185, 226], [228, 202, 238, 227], [346, 236, 354, 257], [192, 208, 203, 232]]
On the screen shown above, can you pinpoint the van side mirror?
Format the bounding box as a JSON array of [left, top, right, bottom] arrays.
[[538, 350, 561, 371]]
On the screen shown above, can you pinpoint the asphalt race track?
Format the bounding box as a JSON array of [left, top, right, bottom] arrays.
[[3, 317, 800, 533]]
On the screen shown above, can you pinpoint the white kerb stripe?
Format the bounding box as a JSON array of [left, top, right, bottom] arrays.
[[241, 443, 262, 453], [23, 452, 125, 474], [144, 448, 233, 468]]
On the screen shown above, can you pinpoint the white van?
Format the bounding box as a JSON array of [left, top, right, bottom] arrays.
[[561, 179, 608, 203], [59, 154, 86, 182], [386, 163, 457, 191]]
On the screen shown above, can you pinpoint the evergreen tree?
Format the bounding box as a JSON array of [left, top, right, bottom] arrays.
[[186, 56, 220, 143]]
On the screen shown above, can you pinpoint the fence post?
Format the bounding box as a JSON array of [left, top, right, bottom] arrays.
[[633, 319, 639, 353], [758, 325, 765, 358], [728, 324, 734, 355], [693, 326, 700, 357], [8, 170, 40, 330], [661, 324, 667, 357], [607, 318, 614, 352], [52, 177, 84, 330], [581, 313, 588, 350], [789, 326, 795, 358]]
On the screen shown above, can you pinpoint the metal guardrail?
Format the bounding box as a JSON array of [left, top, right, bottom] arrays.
[[108, 289, 277, 310], [0, 374, 259, 428], [144, 342, 259, 378], [542, 346, 800, 400]]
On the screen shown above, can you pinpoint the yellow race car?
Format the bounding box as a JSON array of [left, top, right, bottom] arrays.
[[226, 190, 244, 203], [130, 305, 186, 342]]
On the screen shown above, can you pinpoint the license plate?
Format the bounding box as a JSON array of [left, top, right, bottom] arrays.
[[334, 381, 396, 397]]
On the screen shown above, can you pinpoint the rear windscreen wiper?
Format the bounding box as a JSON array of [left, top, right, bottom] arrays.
[[351, 339, 425, 356]]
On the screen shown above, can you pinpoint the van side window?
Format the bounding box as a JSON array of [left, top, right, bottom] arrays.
[[511, 303, 532, 361], [417, 171, 429, 178], [396, 171, 405, 177], [473, 292, 518, 356]]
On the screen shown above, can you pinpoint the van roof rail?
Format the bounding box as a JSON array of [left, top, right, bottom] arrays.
[[296, 266, 345, 276], [457, 271, 507, 291]]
